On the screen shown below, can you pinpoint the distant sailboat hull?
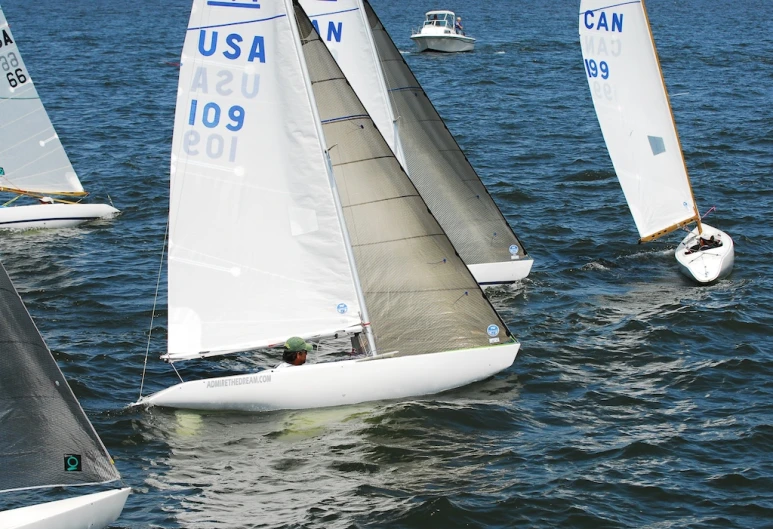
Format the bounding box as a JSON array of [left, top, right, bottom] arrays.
[[0, 203, 119, 230], [469, 258, 534, 286], [0, 488, 130, 529], [675, 223, 734, 284], [138, 343, 519, 412]]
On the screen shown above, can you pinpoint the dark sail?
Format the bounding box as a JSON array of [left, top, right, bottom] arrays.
[[0, 262, 120, 492], [293, 1, 512, 356], [363, 0, 529, 266]]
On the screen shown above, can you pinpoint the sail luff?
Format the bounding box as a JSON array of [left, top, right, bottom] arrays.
[[639, 0, 703, 236], [283, 0, 375, 355]]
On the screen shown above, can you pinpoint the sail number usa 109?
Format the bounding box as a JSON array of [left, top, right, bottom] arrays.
[[182, 29, 265, 163], [184, 100, 245, 162]]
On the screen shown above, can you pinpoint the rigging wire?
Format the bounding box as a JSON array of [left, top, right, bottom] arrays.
[[138, 219, 169, 399]]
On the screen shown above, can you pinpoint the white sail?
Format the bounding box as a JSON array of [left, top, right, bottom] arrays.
[[579, 0, 700, 241], [0, 8, 84, 195], [299, 0, 398, 155], [167, 0, 363, 361]]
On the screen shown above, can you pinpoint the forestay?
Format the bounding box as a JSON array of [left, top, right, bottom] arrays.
[[0, 262, 120, 493], [295, 2, 510, 356], [167, 0, 362, 361], [0, 7, 85, 195], [579, 0, 700, 241], [363, 1, 529, 265]]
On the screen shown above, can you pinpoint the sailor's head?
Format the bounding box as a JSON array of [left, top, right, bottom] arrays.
[[457, 17, 462, 21], [283, 336, 313, 365], [39, 196, 54, 204]]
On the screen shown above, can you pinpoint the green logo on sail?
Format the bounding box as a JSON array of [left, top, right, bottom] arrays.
[[64, 454, 82, 471], [0, 167, 4, 176]]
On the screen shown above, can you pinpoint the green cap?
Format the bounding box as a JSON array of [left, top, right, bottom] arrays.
[[284, 336, 313, 353]]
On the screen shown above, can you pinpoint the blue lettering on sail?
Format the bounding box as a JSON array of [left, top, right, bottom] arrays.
[[583, 10, 624, 32], [198, 30, 218, 56], [248, 36, 266, 63], [224, 34, 243, 59], [327, 21, 343, 42], [197, 31, 266, 63], [207, 0, 261, 8], [311, 20, 344, 43]]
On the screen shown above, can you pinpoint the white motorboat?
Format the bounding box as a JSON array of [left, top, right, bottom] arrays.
[[300, 0, 532, 285], [0, 261, 129, 527], [579, 0, 734, 283], [410, 10, 475, 53], [0, 7, 119, 230], [135, 0, 519, 413]]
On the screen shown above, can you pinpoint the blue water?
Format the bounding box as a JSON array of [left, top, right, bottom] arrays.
[[1, 0, 772, 527]]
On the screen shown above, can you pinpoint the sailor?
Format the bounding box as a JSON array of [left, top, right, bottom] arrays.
[[455, 16, 464, 34], [275, 336, 313, 369]]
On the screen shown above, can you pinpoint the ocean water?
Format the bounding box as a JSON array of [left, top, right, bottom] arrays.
[[1, 0, 772, 527]]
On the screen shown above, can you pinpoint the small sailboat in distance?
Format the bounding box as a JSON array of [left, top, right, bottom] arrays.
[[579, 0, 734, 283], [0, 260, 129, 528], [0, 7, 119, 230], [135, 0, 519, 412]]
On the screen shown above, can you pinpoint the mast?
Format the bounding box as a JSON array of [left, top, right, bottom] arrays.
[[286, 0, 377, 355], [640, 0, 703, 236]]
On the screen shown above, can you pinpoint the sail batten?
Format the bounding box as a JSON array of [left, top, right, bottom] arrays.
[[579, 0, 699, 241]]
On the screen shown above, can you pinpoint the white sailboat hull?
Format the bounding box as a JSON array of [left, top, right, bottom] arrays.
[[139, 343, 519, 412], [0, 203, 119, 230], [0, 488, 130, 529], [469, 257, 534, 286], [410, 34, 475, 53], [675, 224, 734, 284]]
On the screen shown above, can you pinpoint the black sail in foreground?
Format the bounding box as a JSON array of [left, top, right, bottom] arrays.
[[362, 0, 532, 274], [294, 2, 511, 356], [0, 262, 120, 491]]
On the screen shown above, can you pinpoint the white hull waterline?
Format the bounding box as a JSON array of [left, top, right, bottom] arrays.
[[410, 34, 475, 53], [675, 223, 734, 284], [0, 488, 130, 529], [139, 343, 519, 412], [469, 258, 534, 286], [0, 203, 119, 230]]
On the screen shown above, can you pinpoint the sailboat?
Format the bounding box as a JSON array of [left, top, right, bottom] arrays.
[[0, 7, 119, 230], [135, 0, 519, 412], [578, 0, 734, 283], [0, 261, 129, 528], [299, 0, 533, 286]]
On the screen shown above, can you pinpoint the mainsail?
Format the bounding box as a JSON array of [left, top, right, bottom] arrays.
[[294, 2, 510, 355], [0, 7, 85, 196], [0, 262, 120, 493], [362, 0, 530, 266], [166, 0, 364, 361], [579, 0, 701, 241]]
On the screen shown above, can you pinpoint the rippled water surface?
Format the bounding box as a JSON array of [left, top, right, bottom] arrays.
[[1, 0, 772, 527]]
